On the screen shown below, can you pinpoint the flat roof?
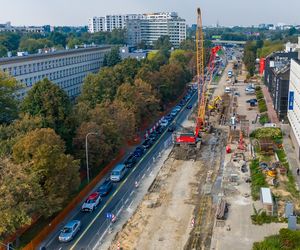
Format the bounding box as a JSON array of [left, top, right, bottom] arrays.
[[261, 187, 273, 204], [0, 45, 111, 65]]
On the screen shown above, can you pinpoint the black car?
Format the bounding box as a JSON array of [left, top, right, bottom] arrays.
[[149, 132, 158, 141], [155, 125, 163, 134], [246, 98, 257, 103], [165, 114, 173, 122], [133, 146, 145, 158], [98, 179, 113, 196], [142, 139, 153, 149], [186, 104, 192, 109], [124, 154, 137, 168]]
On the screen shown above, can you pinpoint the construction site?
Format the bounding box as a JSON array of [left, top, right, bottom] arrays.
[[105, 8, 286, 250]]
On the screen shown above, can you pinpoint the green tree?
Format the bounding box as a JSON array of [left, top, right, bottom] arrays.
[[179, 38, 196, 51], [154, 35, 172, 50], [0, 32, 21, 51], [67, 37, 81, 49], [49, 32, 67, 47], [12, 128, 80, 216], [0, 71, 20, 124], [20, 78, 72, 140], [19, 38, 53, 53], [0, 44, 8, 57], [105, 47, 121, 67]]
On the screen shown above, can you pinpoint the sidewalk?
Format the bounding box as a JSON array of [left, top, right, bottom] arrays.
[[261, 85, 279, 124]]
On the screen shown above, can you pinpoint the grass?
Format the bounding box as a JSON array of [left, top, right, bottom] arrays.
[[250, 159, 268, 200], [253, 228, 300, 250]]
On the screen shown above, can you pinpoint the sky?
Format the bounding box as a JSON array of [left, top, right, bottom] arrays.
[[0, 0, 299, 27]]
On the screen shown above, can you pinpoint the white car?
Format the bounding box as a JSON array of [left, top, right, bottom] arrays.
[[81, 192, 101, 212], [224, 87, 231, 93], [160, 119, 169, 127]]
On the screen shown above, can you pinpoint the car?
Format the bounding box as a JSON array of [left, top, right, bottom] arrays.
[[81, 192, 101, 212], [160, 119, 169, 127], [167, 123, 176, 132], [186, 104, 193, 109], [155, 125, 164, 134], [133, 146, 145, 157], [98, 179, 113, 196], [224, 87, 231, 93], [149, 132, 158, 141], [175, 105, 181, 111], [142, 139, 152, 149], [124, 154, 137, 168], [171, 110, 178, 116], [58, 220, 81, 242], [245, 88, 255, 94], [165, 114, 173, 121], [246, 98, 258, 103]]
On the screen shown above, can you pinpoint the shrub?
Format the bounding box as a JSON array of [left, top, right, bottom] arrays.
[[259, 114, 269, 125], [250, 127, 282, 140], [250, 159, 268, 200], [258, 99, 267, 113]]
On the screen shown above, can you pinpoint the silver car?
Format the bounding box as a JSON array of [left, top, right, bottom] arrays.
[[58, 220, 81, 242]]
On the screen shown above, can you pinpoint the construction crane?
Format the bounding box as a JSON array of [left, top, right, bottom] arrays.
[[175, 8, 221, 146]]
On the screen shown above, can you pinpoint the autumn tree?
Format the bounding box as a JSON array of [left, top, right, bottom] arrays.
[[12, 128, 80, 216], [20, 78, 72, 141], [0, 71, 21, 124], [0, 158, 43, 236]]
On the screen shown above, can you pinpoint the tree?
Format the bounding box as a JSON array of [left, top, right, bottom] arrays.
[[154, 35, 172, 50], [0, 71, 20, 124], [49, 32, 67, 47], [66, 37, 81, 49], [0, 44, 8, 57], [116, 79, 159, 126], [106, 47, 121, 67], [179, 38, 196, 51], [20, 78, 72, 140], [289, 27, 297, 36], [0, 158, 43, 236], [19, 38, 53, 53], [12, 128, 80, 216]]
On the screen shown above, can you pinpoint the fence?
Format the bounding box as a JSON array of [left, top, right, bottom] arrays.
[[22, 149, 125, 250]]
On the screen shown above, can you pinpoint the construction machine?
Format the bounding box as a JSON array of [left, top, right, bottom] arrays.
[[175, 7, 221, 146]]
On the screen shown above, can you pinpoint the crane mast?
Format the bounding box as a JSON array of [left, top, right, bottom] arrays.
[[195, 7, 205, 136]]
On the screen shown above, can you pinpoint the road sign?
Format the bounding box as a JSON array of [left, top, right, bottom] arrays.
[[106, 212, 112, 219]]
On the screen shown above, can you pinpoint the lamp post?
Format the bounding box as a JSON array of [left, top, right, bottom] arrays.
[[85, 132, 98, 183]]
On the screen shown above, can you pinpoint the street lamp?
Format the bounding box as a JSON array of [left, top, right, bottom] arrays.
[[85, 132, 98, 183]]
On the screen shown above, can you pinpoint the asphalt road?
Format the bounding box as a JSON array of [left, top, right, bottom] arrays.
[[43, 88, 199, 250]]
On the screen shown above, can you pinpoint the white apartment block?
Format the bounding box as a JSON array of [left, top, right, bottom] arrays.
[[88, 12, 186, 48], [0, 46, 111, 99], [88, 14, 143, 33], [288, 57, 300, 161], [88, 17, 105, 33]]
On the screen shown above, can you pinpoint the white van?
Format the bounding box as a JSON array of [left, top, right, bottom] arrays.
[[110, 164, 127, 182]]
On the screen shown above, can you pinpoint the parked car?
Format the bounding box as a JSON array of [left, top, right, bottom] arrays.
[[155, 125, 164, 134], [160, 119, 169, 127], [142, 139, 152, 149], [171, 109, 178, 116], [246, 98, 258, 103], [98, 179, 113, 196], [224, 87, 231, 93], [174, 105, 181, 111], [186, 104, 193, 109], [58, 220, 81, 242], [133, 146, 145, 157], [124, 154, 137, 168], [165, 114, 173, 121], [149, 132, 158, 141], [81, 192, 101, 212]]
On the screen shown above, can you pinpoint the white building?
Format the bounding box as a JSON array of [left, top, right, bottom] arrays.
[[0, 46, 111, 99], [287, 38, 300, 160], [88, 12, 186, 48], [88, 17, 105, 33]]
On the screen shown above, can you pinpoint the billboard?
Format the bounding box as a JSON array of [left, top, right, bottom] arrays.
[[289, 91, 294, 110]]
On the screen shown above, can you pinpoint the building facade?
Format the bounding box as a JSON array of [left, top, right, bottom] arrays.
[[288, 58, 300, 161], [88, 17, 105, 33], [0, 46, 111, 99], [88, 12, 186, 48], [0, 22, 44, 33], [264, 51, 298, 120]]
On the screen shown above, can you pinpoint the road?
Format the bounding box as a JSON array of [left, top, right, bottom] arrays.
[[43, 88, 199, 250]]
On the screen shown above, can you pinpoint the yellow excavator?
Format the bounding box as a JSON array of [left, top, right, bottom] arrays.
[[208, 96, 222, 111]]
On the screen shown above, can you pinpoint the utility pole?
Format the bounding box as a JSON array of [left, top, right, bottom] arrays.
[[85, 132, 98, 183]]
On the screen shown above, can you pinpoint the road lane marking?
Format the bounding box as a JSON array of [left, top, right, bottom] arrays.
[[70, 92, 197, 249]]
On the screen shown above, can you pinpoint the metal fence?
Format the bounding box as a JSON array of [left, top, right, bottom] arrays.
[[87, 136, 173, 250]]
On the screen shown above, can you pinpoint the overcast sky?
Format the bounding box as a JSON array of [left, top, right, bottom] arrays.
[[0, 0, 299, 27]]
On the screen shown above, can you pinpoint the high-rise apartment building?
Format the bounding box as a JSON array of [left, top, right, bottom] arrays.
[[88, 17, 106, 33], [88, 12, 186, 48], [0, 46, 111, 99]]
